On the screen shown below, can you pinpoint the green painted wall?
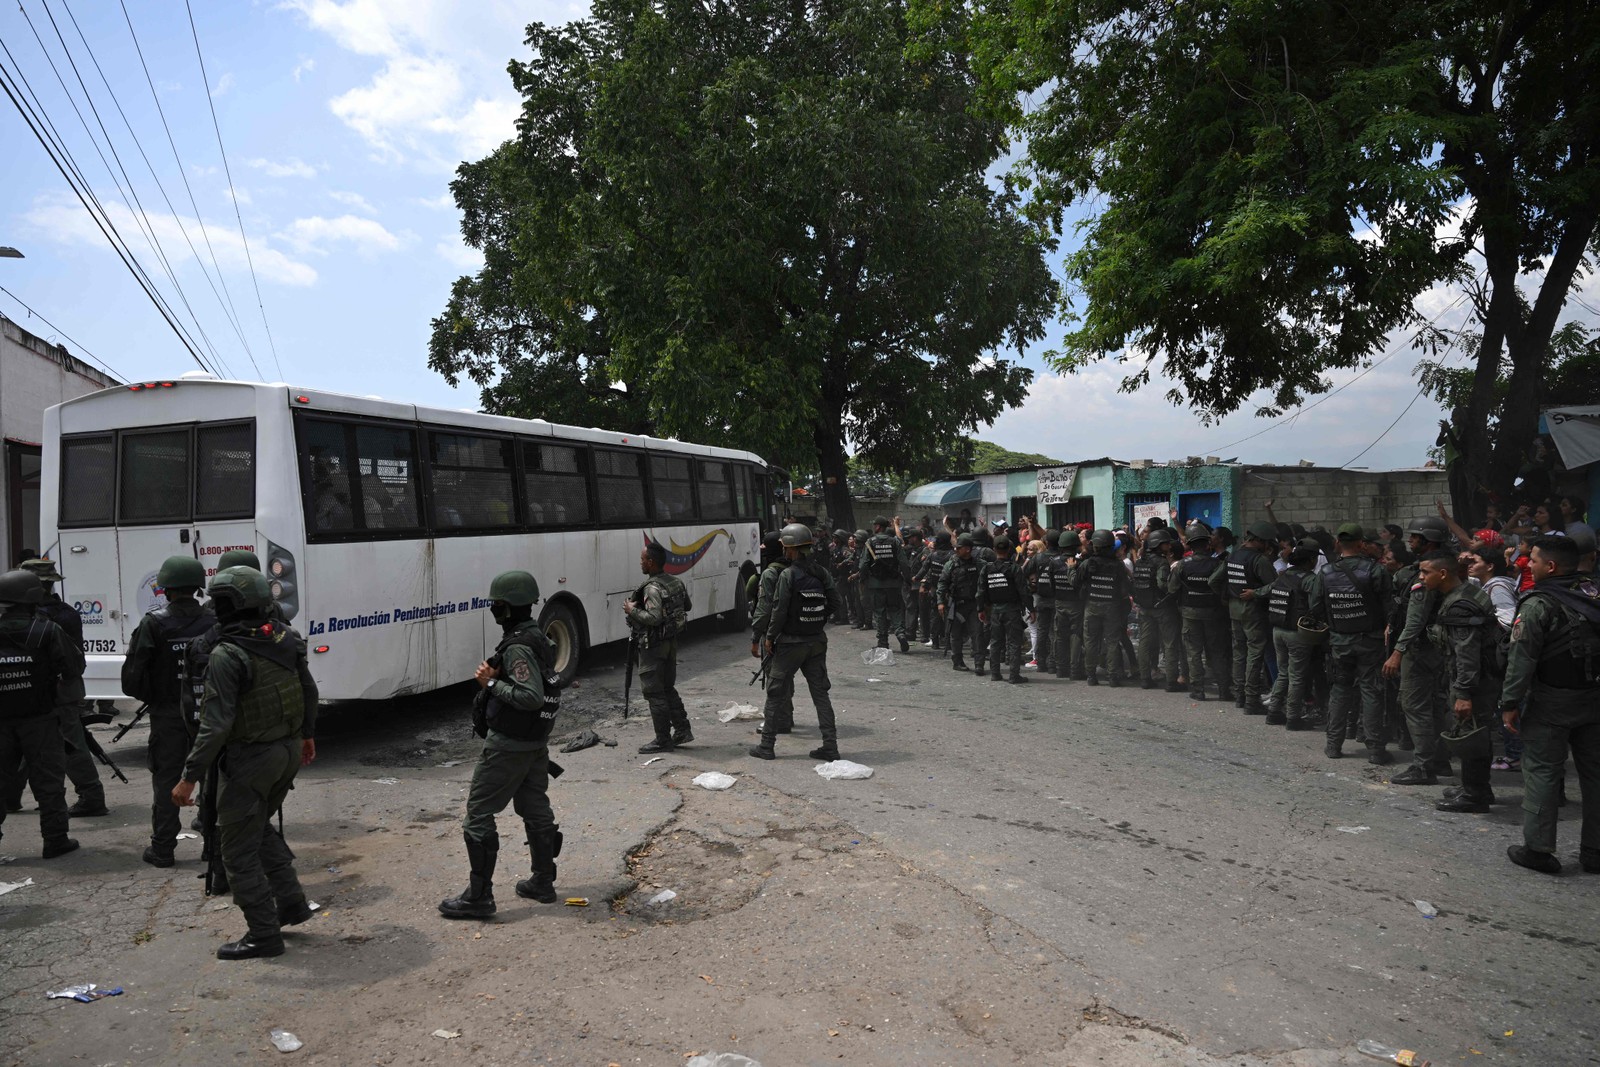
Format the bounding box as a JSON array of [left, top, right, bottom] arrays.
[[1113, 464, 1239, 529]]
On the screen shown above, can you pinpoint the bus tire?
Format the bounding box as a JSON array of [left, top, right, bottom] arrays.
[[540, 601, 583, 687], [721, 568, 753, 632]]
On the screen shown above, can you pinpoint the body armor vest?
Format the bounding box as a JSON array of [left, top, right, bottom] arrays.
[[40, 598, 82, 644], [150, 607, 216, 706], [1082, 557, 1120, 603], [1180, 556, 1222, 610], [1131, 555, 1166, 609], [1226, 547, 1264, 598], [1032, 553, 1058, 601], [983, 561, 1021, 605], [226, 644, 305, 743], [0, 618, 55, 719], [946, 558, 980, 603], [1267, 570, 1311, 629], [1526, 580, 1600, 689], [182, 627, 223, 727], [786, 564, 830, 635], [1322, 558, 1385, 634], [1052, 558, 1080, 601], [866, 535, 899, 579], [485, 628, 560, 741]]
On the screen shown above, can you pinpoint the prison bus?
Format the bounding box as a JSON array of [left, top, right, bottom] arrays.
[[40, 376, 777, 701]]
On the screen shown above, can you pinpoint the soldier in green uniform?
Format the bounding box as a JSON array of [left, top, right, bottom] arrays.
[[1383, 516, 1452, 784], [1417, 552, 1502, 814], [1216, 522, 1278, 714], [1132, 530, 1183, 691], [1321, 524, 1394, 762], [750, 532, 792, 733], [627, 544, 693, 754], [1170, 523, 1229, 701], [749, 524, 846, 761], [15, 559, 105, 816], [122, 556, 216, 868], [1266, 540, 1324, 729], [0, 570, 83, 859], [902, 528, 925, 643], [977, 537, 1032, 684], [437, 570, 562, 917], [1027, 531, 1059, 672], [1077, 530, 1131, 686], [1500, 536, 1600, 874], [917, 533, 953, 650], [171, 567, 316, 958], [1051, 530, 1085, 680], [938, 534, 984, 672], [838, 531, 866, 628], [860, 517, 911, 652]]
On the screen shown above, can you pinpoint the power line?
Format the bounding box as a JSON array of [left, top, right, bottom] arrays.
[[116, 0, 256, 368], [4, 9, 217, 374], [28, 0, 226, 373], [0, 53, 214, 372], [0, 284, 125, 381], [185, 0, 282, 382], [59, 0, 257, 369]]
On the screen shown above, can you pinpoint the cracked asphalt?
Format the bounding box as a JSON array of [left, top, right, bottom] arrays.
[[1, 617, 1595, 1066]]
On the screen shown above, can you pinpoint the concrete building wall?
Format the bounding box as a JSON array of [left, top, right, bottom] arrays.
[[1075, 463, 1119, 529], [1, 315, 119, 564], [1113, 463, 1239, 530], [1234, 466, 1449, 530]]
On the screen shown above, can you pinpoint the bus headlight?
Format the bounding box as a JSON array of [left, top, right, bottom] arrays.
[[266, 539, 298, 621]]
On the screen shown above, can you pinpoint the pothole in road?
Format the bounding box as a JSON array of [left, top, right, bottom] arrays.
[[614, 829, 767, 923]]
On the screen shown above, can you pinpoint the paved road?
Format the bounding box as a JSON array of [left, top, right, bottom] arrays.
[[1, 616, 1593, 1065]]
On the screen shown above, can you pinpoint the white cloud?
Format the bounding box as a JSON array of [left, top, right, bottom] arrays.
[[248, 157, 320, 179], [445, 96, 521, 157], [230, 186, 253, 206], [279, 214, 403, 255], [328, 54, 462, 154], [211, 72, 235, 98], [413, 193, 456, 210], [329, 190, 377, 214], [23, 191, 316, 287], [292, 57, 316, 82], [435, 233, 483, 271]]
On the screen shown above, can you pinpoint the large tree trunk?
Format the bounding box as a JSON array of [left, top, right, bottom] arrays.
[[815, 397, 854, 533]]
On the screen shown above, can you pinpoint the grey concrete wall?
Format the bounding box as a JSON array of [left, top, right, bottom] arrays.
[[1234, 466, 1448, 530]]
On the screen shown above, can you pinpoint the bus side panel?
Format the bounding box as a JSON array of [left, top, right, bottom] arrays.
[[297, 539, 438, 700]]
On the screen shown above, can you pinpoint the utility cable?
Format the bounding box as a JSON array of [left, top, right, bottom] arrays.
[[0, 284, 125, 381], [186, 0, 282, 381]]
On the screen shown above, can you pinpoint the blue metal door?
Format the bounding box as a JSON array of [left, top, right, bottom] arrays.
[[1178, 491, 1223, 529]]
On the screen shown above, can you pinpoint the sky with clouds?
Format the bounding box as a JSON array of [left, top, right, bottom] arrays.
[[2, 0, 1593, 471]]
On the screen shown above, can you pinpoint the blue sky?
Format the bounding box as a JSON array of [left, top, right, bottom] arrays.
[[3, 0, 1589, 472]]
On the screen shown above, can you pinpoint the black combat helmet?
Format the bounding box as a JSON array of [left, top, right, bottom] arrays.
[[780, 523, 814, 547], [488, 570, 541, 606], [158, 555, 206, 591], [1090, 529, 1115, 552], [217, 549, 261, 570], [207, 566, 272, 615], [0, 569, 45, 606]]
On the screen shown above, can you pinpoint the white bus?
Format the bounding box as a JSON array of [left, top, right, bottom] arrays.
[[40, 376, 778, 701]]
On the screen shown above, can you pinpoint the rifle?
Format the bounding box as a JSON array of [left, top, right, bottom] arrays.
[[748, 646, 773, 690], [200, 760, 223, 895], [111, 703, 150, 743], [622, 632, 639, 720], [80, 730, 128, 784]]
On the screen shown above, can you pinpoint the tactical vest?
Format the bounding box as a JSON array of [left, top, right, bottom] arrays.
[[946, 558, 980, 603], [1051, 558, 1080, 600], [224, 643, 305, 744], [40, 598, 82, 645], [182, 627, 223, 728], [485, 628, 561, 741], [1082, 556, 1120, 603], [149, 606, 217, 706], [1267, 570, 1311, 629], [1322, 558, 1385, 634], [1131, 555, 1166, 609], [1180, 556, 1222, 610], [1525, 581, 1600, 689], [1226, 547, 1264, 598], [1032, 553, 1058, 602], [786, 564, 830, 635], [0, 618, 55, 719], [649, 576, 691, 640], [924, 550, 952, 585], [866, 534, 899, 579], [982, 561, 1021, 605]]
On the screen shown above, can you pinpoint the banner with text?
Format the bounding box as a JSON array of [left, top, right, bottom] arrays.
[[1548, 407, 1600, 470], [1036, 466, 1078, 507]]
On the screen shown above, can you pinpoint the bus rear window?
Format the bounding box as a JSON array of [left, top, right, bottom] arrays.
[[698, 460, 732, 520], [120, 430, 190, 523], [59, 435, 115, 527], [429, 432, 515, 529], [195, 423, 255, 519], [523, 442, 590, 526], [302, 418, 422, 536], [651, 454, 694, 522], [595, 449, 647, 524]]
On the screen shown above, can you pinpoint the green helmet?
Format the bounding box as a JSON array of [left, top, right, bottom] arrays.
[[1184, 521, 1212, 542], [1090, 529, 1114, 551], [854, 529, 869, 542], [956, 533, 974, 548], [218, 549, 261, 570], [779, 522, 814, 547], [1405, 516, 1449, 544], [1245, 521, 1278, 543], [207, 566, 272, 613], [1146, 529, 1176, 550], [0, 569, 45, 605], [20, 558, 64, 582], [158, 555, 206, 590], [994, 536, 1014, 553], [489, 570, 541, 606], [1057, 530, 1081, 551]]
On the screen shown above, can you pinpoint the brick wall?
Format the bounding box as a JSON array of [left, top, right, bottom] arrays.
[[1113, 463, 1239, 529], [1235, 467, 1449, 530]]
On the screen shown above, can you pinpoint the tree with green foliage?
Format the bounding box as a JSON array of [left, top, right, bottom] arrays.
[[429, 0, 1057, 530], [924, 0, 1599, 521], [966, 439, 1064, 474]]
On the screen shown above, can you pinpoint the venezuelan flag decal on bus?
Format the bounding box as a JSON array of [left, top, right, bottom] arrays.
[[646, 529, 728, 575]]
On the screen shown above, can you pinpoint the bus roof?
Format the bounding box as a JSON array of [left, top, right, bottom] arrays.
[[54, 377, 769, 466]]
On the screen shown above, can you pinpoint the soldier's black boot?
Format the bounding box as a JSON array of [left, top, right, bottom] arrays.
[[1367, 745, 1394, 766], [439, 832, 498, 919], [1107, 674, 1123, 688], [1008, 669, 1029, 684], [217, 932, 285, 960], [1086, 670, 1099, 686], [898, 633, 911, 653], [748, 732, 776, 760], [516, 826, 562, 903], [951, 655, 969, 672], [1142, 676, 1157, 690], [809, 741, 840, 760], [974, 658, 986, 675]]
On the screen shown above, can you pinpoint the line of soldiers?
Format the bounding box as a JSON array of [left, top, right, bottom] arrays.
[[0, 551, 320, 958]]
